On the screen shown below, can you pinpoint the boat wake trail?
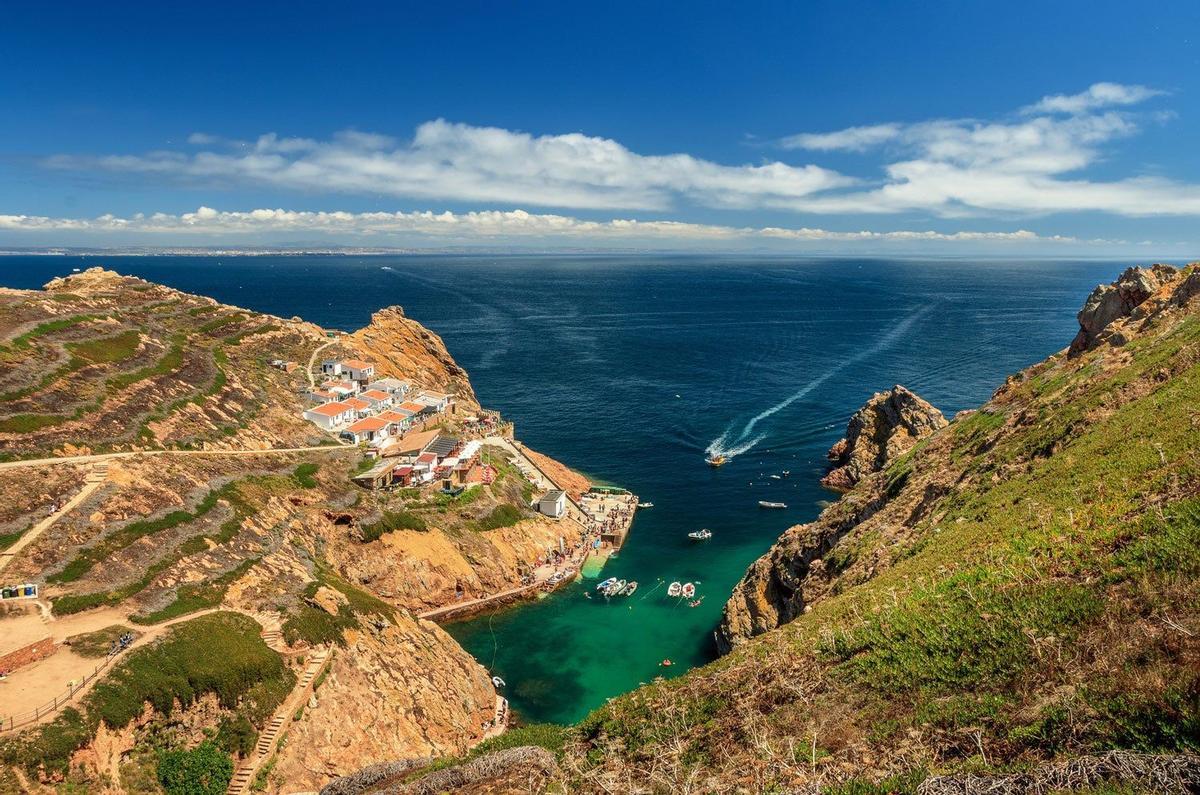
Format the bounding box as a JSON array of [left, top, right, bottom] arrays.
[[706, 304, 934, 460]]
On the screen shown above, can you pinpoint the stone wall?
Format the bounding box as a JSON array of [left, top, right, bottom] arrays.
[[0, 636, 57, 673]]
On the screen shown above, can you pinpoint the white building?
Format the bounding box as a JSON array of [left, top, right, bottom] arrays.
[[414, 390, 453, 413], [359, 388, 394, 410], [320, 360, 344, 377], [538, 490, 567, 519], [303, 401, 355, 430], [341, 359, 376, 382], [343, 416, 392, 444], [367, 377, 411, 396]]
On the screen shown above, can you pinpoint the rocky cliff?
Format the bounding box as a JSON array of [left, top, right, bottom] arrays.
[[564, 262, 1200, 792], [820, 385, 946, 491]]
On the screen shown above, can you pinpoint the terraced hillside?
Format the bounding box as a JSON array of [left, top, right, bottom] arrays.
[[0, 269, 595, 794], [330, 264, 1200, 794]]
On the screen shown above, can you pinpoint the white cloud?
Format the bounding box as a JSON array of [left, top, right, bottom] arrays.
[[40, 83, 1196, 220], [0, 205, 1087, 246], [1021, 82, 1165, 115], [48, 120, 853, 212], [774, 83, 1200, 217], [779, 124, 901, 152]]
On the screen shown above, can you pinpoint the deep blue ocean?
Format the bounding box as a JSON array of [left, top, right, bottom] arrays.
[[0, 254, 1134, 724]]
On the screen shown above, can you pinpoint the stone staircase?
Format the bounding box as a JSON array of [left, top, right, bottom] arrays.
[[85, 460, 109, 484], [226, 647, 331, 795], [256, 613, 286, 653]]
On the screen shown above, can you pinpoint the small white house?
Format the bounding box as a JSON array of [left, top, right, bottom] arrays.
[[321, 380, 358, 398], [538, 490, 567, 519], [341, 359, 376, 382], [303, 401, 355, 430], [341, 396, 372, 418], [367, 378, 411, 396], [308, 389, 338, 404], [343, 416, 391, 444], [359, 388, 394, 410], [414, 390, 453, 413], [320, 360, 344, 377]]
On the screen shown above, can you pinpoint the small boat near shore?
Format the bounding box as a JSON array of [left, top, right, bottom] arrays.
[[596, 577, 618, 592], [758, 501, 787, 509], [603, 579, 627, 597], [706, 454, 727, 467], [637, 501, 654, 509], [688, 529, 712, 541], [620, 581, 638, 596], [667, 581, 682, 597], [681, 582, 696, 599]]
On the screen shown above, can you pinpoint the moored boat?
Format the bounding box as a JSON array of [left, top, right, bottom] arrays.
[[637, 501, 654, 509], [620, 581, 638, 596], [596, 577, 618, 592], [603, 578, 627, 596], [681, 582, 696, 599], [687, 528, 712, 541], [758, 500, 787, 509], [667, 581, 682, 597]]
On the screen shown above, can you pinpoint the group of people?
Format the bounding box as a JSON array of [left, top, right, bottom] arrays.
[[107, 632, 134, 658]]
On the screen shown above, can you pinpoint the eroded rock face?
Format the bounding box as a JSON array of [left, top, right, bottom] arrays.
[[268, 615, 496, 793], [1069, 264, 1179, 354], [820, 385, 947, 492], [349, 307, 479, 409]]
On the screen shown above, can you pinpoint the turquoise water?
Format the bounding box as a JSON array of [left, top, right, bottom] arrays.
[[0, 254, 1134, 724]]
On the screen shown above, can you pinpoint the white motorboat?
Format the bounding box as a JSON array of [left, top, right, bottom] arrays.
[[687, 529, 712, 541], [596, 577, 618, 592], [492, 676, 506, 688], [667, 581, 682, 597], [758, 501, 787, 509], [769, 474, 781, 480], [621, 581, 638, 596], [637, 501, 654, 509], [681, 582, 696, 599]]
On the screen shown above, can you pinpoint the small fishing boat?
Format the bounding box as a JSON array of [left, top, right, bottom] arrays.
[[492, 676, 506, 688], [596, 577, 618, 592], [769, 474, 781, 480], [620, 581, 638, 596], [688, 596, 704, 608], [637, 501, 654, 509], [706, 454, 727, 467], [603, 579, 627, 597], [681, 582, 696, 599], [688, 529, 712, 541], [758, 501, 787, 509], [667, 581, 682, 597], [781, 470, 790, 477]]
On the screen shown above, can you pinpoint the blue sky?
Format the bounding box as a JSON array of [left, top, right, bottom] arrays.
[[2, 1, 1199, 253]]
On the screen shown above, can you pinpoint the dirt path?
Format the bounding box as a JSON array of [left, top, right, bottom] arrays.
[[0, 443, 351, 472], [306, 340, 338, 388], [0, 606, 228, 731], [0, 461, 107, 576]]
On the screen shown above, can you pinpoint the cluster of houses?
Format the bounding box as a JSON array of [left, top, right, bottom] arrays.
[[302, 358, 455, 447], [352, 429, 494, 491]]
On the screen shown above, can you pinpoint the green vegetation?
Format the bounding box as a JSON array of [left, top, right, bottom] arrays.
[[4, 314, 99, 350], [474, 503, 524, 531], [224, 322, 280, 345], [282, 564, 397, 647], [130, 558, 259, 625], [107, 333, 185, 391], [198, 313, 246, 334], [0, 527, 25, 550], [292, 461, 320, 488], [0, 613, 292, 777], [67, 328, 142, 364], [360, 508, 427, 541], [0, 412, 71, 433], [401, 723, 569, 783], [156, 741, 233, 795], [65, 625, 139, 658]]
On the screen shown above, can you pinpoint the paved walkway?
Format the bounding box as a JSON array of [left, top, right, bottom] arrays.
[[306, 340, 338, 388], [0, 460, 108, 576]]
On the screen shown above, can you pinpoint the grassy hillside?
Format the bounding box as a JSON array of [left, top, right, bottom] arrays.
[[554, 266, 1200, 793]]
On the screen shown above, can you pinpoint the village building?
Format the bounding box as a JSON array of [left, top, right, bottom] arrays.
[[414, 390, 454, 413], [320, 359, 344, 377], [341, 359, 376, 383], [343, 415, 392, 444], [321, 380, 358, 397], [538, 490, 567, 519], [397, 399, 433, 417], [359, 388, 394, 410], [308, 389, 338, 404], [367, 377, 411, 396], [341, 396, 372, 417], [377, 409, 415, 434], [303, 400, 355, 430]]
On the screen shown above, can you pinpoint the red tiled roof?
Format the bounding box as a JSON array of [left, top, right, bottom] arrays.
[[347, 416, 389, 432], [342, 397, 370, 410], [309, 401, 351, 417], [416, 452, 437, 464], [342, 359, 374, 370], [378, 410, 411, 422], [309, 390, 335, 400], [361, 389, 391, 401], [398, 401, 426, 413]]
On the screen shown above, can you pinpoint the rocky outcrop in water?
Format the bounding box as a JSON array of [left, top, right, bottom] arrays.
[[1069, 264, 1180, 354], [820, 385, 946, 492]]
